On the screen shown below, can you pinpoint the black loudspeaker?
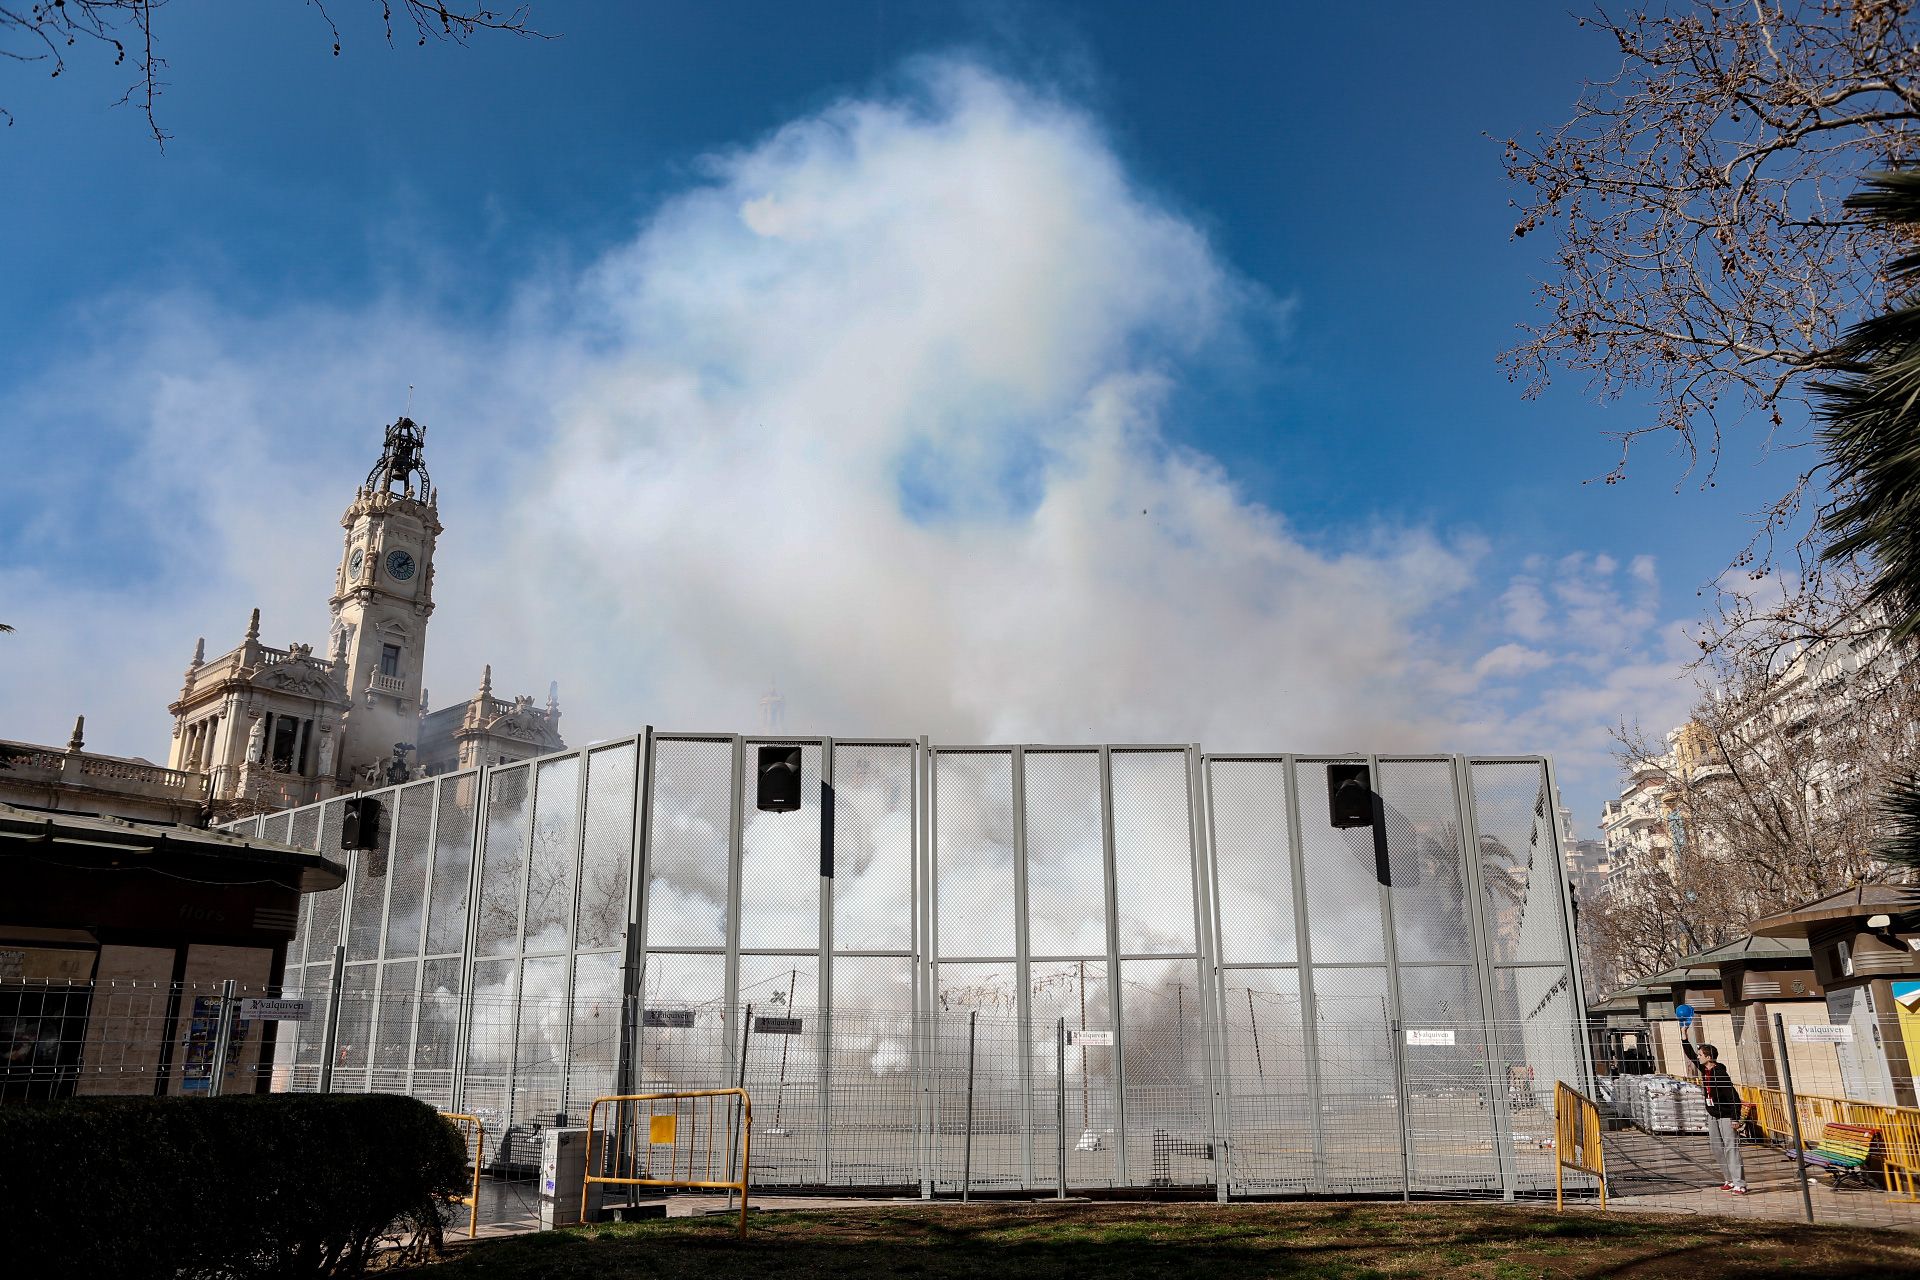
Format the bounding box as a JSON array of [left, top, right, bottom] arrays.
[[342, 796, 383, 850], [756, 745, 803, 812], [1326, 763, 1373, 829]]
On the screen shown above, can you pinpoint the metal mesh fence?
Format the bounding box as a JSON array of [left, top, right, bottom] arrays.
[[3, 975, 1599, 1200], [72, 740, 1596, 1200]]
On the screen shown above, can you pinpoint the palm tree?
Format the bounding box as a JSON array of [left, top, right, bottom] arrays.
[[1816, 171, 1920, 871], [1880, 776, 1920, 869], [1818, 172, 1920, 639]]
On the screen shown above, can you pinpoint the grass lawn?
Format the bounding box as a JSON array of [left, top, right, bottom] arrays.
[[402, 1201, 1920, 1279]]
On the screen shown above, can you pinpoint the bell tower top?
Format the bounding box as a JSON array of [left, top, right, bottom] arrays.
[[331, 413, 442, 786], [363, 415, 436, 506]]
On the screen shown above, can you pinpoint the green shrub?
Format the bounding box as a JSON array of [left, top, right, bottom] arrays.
[[0, 1093, 469, 1279]]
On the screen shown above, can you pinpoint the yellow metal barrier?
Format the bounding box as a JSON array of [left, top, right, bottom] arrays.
[[1554, 1081, 1607, 1210], [582, 1089, 753, 1236], [1738, 1084, 1920, 1202], [437, 1112, 484, 1239]]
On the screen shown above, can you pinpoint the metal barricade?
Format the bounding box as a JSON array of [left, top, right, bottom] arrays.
[[1739, 1084, 1920, 1202], [438, 1112, 484, 1239], [583, 1089, 753, 1236], [1553, 1081, 1606, 1210]]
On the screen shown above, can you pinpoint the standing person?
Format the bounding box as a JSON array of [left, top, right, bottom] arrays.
[[1682, 1040, 1747, 1194]]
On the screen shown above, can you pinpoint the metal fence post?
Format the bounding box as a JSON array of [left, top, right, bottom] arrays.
[[1454, 756, 1518, 1200], [728, 1003, 753, 1212], [317, 945, 346, 1094], [1774, 1011, 1816, 1224], [207, 978, 238, 1097], [963, 1011, 977, 1202], [1389, 1017, 1412, 1204], [917, 739, 936, 1200], [1010, 746, 1036, 1189], [1056, 1017, 1069, 1197], [1096, 746, 1130, 1185]]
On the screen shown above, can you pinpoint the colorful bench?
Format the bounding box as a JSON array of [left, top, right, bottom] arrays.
[[1791, 1122, 1879, 1189]]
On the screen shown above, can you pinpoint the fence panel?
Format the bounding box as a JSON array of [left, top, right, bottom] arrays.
[[145, 736, 1588, 1198]]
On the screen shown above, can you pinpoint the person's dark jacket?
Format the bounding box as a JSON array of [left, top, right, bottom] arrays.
[[1681, 1041, 1742, 1118]]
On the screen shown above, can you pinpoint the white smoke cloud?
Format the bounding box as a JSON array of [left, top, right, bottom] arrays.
[[0, 58, 1691, 836]]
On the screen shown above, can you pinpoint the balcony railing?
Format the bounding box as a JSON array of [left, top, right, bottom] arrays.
[[1, 742, 207, 799], [370, 672, 407, 696]]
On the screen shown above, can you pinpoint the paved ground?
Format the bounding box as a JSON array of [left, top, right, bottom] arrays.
[[1600, 1123, 1920, 1232]]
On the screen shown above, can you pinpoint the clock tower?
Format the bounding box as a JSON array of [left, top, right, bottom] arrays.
[[330, 416, 441, 786]]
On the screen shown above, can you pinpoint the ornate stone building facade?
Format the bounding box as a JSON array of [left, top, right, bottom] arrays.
[[166, 417, 564, 817]]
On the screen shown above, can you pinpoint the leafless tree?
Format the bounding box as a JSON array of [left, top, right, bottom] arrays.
[[1, 0, 543, 147], [1503, 2, 1920, 575], [1586, 569, 1919, 985]]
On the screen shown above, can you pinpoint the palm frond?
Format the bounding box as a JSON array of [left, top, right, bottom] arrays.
[[1877, 773, 1920, 872], [1818, 173, 1920, 639]]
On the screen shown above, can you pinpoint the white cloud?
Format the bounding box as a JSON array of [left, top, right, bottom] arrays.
[[0, 59, 1696, 838]]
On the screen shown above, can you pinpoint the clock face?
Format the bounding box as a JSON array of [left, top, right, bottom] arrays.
[[347, 547, 365, 579], [386, 549, 417, 581]]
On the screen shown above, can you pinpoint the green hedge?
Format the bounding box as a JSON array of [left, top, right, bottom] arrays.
[[0, 1093, 469, 1279]]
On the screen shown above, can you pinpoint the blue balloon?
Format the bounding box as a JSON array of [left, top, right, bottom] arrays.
[[1675, 1003, 1695, 1028]]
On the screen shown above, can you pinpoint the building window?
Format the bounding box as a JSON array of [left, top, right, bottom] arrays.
[[381, 644, 401, 677], [270, 715, 299, 771]]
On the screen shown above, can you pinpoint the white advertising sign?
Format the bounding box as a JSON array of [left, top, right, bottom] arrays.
[[1406, 1029, 1456, 1047], [1787, 1024, 1854, 1044], [1068, 1029, 1114, 1047]]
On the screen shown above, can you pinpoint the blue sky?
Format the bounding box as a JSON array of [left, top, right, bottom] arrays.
[[0, 3, 1809, 833]]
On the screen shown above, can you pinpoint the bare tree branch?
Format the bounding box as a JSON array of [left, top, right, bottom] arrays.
[[1585, 567, 1919, 988], [0, 0, 546, 144], [1505, 2, 1920, 579]]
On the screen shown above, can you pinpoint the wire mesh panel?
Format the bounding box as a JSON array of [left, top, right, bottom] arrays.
[[935, 751, 1016, 960], [1027, 959, 1119, 1187], [413, 957, 461, 1108], [644, 738, 734, 949], [345, 789, 397, 963], [383, 780, 436, 961], [332, 964, 377, 1093], [306, 801, 348, 959], [830, 743, 914, 954], [1310, 968, 1402, 1194], [829, 957, 918, 1185], [1293, 761, 1386, 964], [523, 756, 582, 957], [512, 956, 568, 1126], [635, 995, 731, 1095], [1110, 750, 1197, 956], [1395, 967, 1498, 1192], [565, 952, 622, 1114], [1208, 759, 1298, 966], [740, 740, 822, 952], [1493, 967, 1584, 1189], [463, 960, 519, 1135], [370, 960, 418, 1094], [578, 743, 638, 952], [476, 767, 532, 959], [738, 969, 823, 1187], [641, 952, 726, 1016], [1120, 957, 1211, 1188], [1471, 760, 1568, 966], [1220, 966, 1312, 1192], [1376, 759, 1475, 965], [925, 1009, 1026, 1194], [1021, 750, 1106, 959], [426, 772, 479, 956]]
